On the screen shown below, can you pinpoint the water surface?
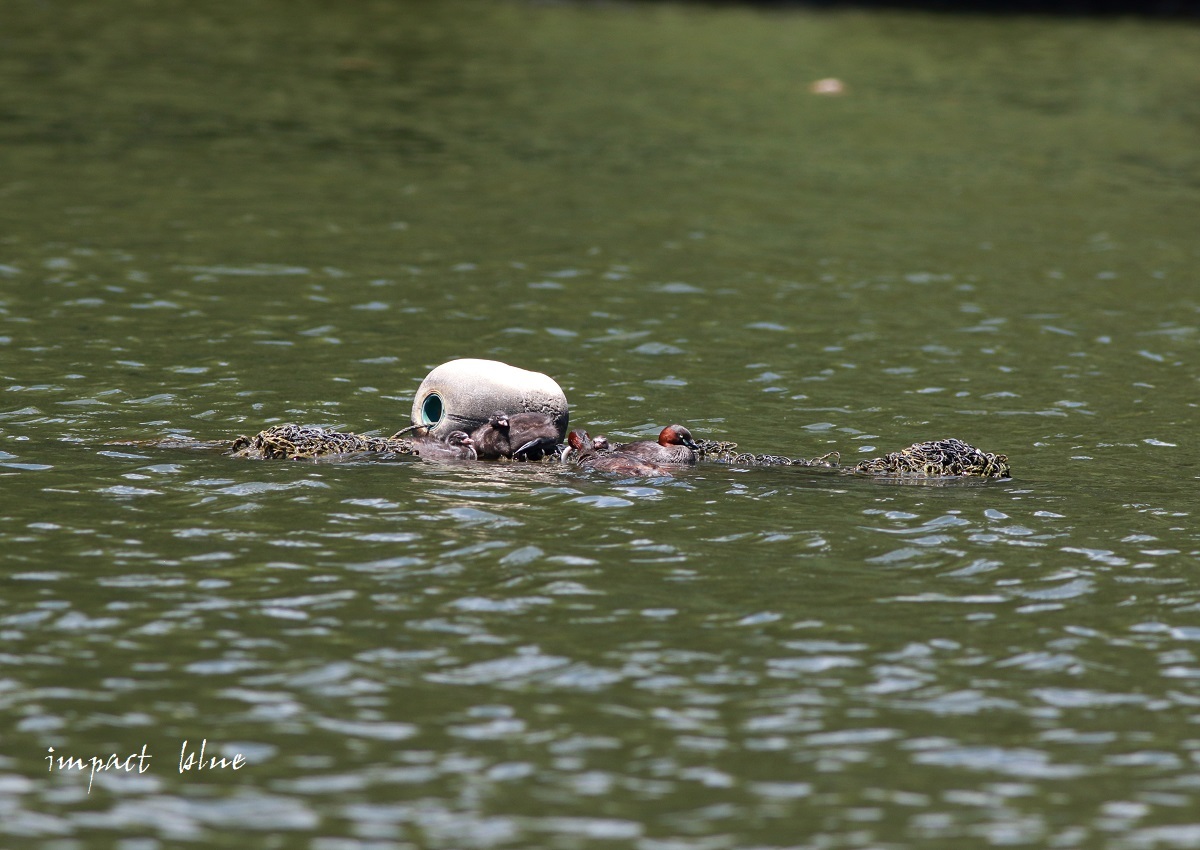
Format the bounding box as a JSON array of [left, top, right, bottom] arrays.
[[2, 1, 1199, 848]]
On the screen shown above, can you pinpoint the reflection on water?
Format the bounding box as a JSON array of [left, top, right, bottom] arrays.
[[3, 0, 1200, 847]]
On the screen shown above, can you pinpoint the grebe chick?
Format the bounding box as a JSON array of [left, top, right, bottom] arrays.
[[470, 412, 512, 459], [413, 430, 477, 462], [471, 411, 560, 460], [566, 428, 599, 461], [505, 411, 560, 460]]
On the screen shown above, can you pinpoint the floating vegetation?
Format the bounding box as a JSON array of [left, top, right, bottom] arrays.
[[849, 438, 1011, 480], [226, 425, 1010, 480], [695, 437, 1008, 480], [694, 439, 841, 469], [228, 423, 415, 460]]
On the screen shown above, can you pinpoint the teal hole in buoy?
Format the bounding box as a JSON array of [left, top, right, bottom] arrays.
[[420, 392, 444, 426]]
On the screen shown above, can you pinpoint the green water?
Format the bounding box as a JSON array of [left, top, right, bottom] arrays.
[[2, 1, 1200, 848]]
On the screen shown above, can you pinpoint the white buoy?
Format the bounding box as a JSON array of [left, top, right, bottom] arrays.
[[410, 358, 569, 441]]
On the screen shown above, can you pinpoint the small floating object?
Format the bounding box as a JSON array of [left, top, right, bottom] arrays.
[[411, 358, 569, 442], [809, 77, 847, 95]]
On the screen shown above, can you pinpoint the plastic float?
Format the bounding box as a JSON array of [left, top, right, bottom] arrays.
[[410, 358, 569, 441], [226, 358, 1011, 480]]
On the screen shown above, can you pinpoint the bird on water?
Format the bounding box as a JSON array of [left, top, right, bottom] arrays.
[[566, 429, 670, 476], [412, 430, 477, 461], [470, 411, 560, 460], [610, 424, 699, 466]]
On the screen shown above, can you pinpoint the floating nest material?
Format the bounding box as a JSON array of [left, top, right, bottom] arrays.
[[695, 436, 1009, 479], [849, 438, 1010, 479], [228, 424, 416, 460], [694, 439, 841, 469], [228, 425, 1010, 479]]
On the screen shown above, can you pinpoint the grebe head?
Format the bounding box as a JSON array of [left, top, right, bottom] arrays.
[[567, 429, 592, 452], [659, 424, 698, 449]]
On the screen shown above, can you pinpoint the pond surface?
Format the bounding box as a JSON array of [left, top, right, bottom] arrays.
[[2, 1, 1199, 848]]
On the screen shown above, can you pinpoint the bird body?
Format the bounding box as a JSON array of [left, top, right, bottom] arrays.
[[567, 429, 670, 476], [470, 411, 561, 460], [506, 411, 560, 460], [611, 424, 698, 465], [470, 412, 512, 459], [413, 430, 477, 461]]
